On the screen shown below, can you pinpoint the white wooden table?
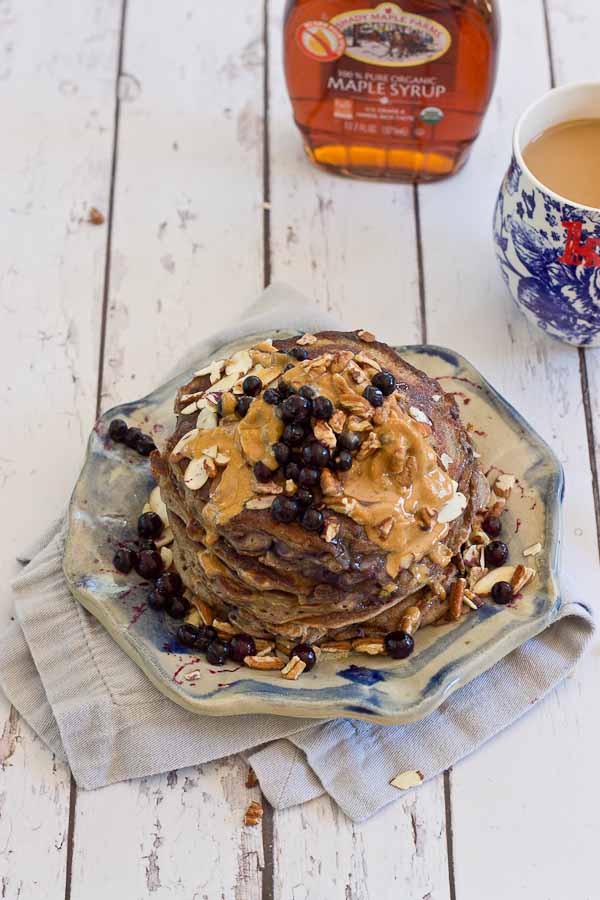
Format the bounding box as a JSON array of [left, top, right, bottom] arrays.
[[2, 1, 599, 897]]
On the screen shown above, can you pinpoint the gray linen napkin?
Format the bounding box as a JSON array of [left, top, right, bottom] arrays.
[[0, 284, 594, 821]]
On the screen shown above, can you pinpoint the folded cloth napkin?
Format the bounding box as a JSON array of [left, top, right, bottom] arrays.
[[0, 284, 594, 821]]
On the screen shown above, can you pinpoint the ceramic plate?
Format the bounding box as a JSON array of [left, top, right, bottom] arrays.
[[63, 334, 563, 725]]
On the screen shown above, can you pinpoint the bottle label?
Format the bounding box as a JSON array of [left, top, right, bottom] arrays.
[[296, 3, 452, 68]]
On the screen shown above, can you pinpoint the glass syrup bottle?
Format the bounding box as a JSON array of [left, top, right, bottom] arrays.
[[283, 0, 500, 182]]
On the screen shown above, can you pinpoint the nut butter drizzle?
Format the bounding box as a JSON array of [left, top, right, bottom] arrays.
[[180, 337, 460, 579]]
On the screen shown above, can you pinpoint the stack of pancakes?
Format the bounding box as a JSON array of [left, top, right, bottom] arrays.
[[151, 331, 489, 645]]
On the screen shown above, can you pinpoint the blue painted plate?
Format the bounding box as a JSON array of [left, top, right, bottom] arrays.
[[63, 336, 562, 725]]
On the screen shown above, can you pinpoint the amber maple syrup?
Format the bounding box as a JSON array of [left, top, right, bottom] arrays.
[[284, 0, 500, 182]]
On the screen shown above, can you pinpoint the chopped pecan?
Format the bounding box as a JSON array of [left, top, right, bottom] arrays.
[[351, 638, 385, 655], [313, 420, 337, 449], [324, 520, 340, 543], [246, 768, 259, 788], [297, 333, 318, 346], [321, 469, 343, 497], [493, 473, 516, 499], [244, 800, 263, 826], [244, 655, 284, 670], [281, 656, 307, 680], [357, 430, 381, 460], [346, 415, 372, 433], [330, 350, 354, 374], [400, 606, 422, 635], [449, 578, 466, 621], [417, 506, 437, 531], [354, 351, 382, 372], [329, 410, 347, 433], [377, 516, 395, 539], [357, 329, 376, 342], [395, 454, 417, 487]]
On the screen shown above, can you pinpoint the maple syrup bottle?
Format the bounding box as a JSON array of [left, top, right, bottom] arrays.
[[283, 1, 499, 182]]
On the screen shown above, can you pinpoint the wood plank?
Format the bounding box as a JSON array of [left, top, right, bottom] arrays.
[[272, 781, 449, 900], [97, 0, 266, 413], [0, 0, 122, 896], [73, 1, 267, 896], [70, 757, 264, 899], [419, 2, 600, 898], [267, 3, 450, 896]]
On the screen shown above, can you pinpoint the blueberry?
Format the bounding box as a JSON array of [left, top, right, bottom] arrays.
[[337, 431, 361, 453], [236, 396, 253, 417], [206, 640, 231, 666], [124, 427, 143, 449], [491, 581, 514, 605], [290, 347, 309, 361], [138, 511, 164, 539], [243, 375, 262, 397], [148, 589, 167, 611], [312, 396, 334, 420], [194, 625, 218, 651], [166, 596, 190, 619], [299, 385, 318, 400], [298, 466, 319, 488], [229, 634, 257, 663], [113, 547, 137, 574], [283, 363, 295, 373], [177, 623, 201, 648], [263, 388, 280, 405], [291, 643, 317, 671], [285, 461, 300, 482], [482, 515, 502, 538], [332, 450, 353, 472], [295, 488, 314, 507], [281, 394, 310, 423], [108, 418, 128, 442], [485, 540, 509, 568], [363, 385, 384, 408], [283, 423, 305, 446], [135, 549, 163, 580], [278, 381, 296, 399], [271, 495, 300, 524], [384, 631, 415, 659], [155, 572, 182, 596], [301, 508, 324, 532], [136, 433, 156, 456], [372, 370, 396, 396], [274, 442, 291, 465], [301, 442, 329, 467], [254, 461, 274, 483]]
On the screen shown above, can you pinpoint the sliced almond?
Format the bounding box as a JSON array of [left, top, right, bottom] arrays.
[[213, 619, 240, 636], [281, 655, 307, 680], [253, 481, 283, 495], [523, 542, 542, 558], [149, 486, 169, 526], [409, 406, 432, 426], [351, 638, 385, 655], [252, 339, 274, 352], [440, 453, 453, 470], [184, 457, 209, 490], [194, 359, 224, 381], [467, 565, 487, 589], [215, 451, 230, 465], [225, 349, 253, 378], [244, 655, 284, 671], [155, 527, 174, 548], [245, 496, 275, 510], [170, 428, 199, 461], [390, 771, 424, 791], [297, 333, 318, 346], [493, 473, 516, 499], [160, 546, 173, 569], [184, 607, 202, 627], [196, 407, 218, 430], [438, 490, 468, 524], [463, 595, 479, 611], [180, 400, 200, 415]]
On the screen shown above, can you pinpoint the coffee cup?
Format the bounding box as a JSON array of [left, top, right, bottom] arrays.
[[494, 82, 600, 347]]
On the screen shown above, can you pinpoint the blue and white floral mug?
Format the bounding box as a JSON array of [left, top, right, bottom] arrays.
[[494, 83, 600, 347]]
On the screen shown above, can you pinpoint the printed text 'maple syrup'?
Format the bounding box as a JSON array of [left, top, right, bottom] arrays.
[[284, 0, 500, 182]]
